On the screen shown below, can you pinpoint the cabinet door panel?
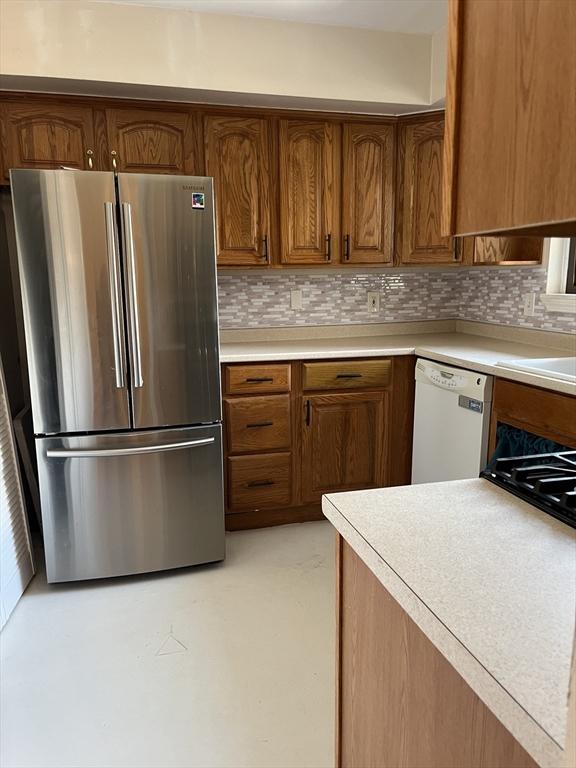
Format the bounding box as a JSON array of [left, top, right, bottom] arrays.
[[205, 116, 271, 266], [399, 119, 456, 264], [106, 109, 198, 174], [342, 124, 394, 264], [280, 120, 339, 264], [1, 103, 96, 180], [468, 236, 544, 265], [302, 392, 385, 503]]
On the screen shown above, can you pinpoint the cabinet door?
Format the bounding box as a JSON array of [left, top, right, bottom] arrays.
[[279, 120, 339, 264], [0, 102, 96, 181], [399, 119, 457, 264], [302, 392, 385, 504], [443, 0, 575, 236], [463, 236, 544, 266], [205, 116, 271, 266], [106, 109, 198, 174], [342, 124, 394, 264]]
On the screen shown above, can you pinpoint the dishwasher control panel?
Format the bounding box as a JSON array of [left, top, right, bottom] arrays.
[[415, 359, 492, 400]]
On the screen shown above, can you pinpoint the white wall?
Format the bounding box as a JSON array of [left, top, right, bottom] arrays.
[[430, 26, 448, 104], [0, 0, 445, 108]]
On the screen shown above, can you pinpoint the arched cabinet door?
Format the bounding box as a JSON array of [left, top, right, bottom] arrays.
[[279, 120, 340, 265], [342, 123, 395, 264], [105, 108, 199, 174], [0, 102, 96, 180], [398, 118, 457, 265], [204, 116, 272, 266]]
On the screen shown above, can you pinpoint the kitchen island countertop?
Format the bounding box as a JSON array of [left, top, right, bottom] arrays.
[[323, 480, 576, 768]]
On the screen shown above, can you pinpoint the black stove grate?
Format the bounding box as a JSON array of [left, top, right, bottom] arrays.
[[481, 451, 576, 529]]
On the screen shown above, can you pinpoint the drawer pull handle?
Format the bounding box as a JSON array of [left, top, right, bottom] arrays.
[[246, 377, 274, 383], [336, 373, 363, 379], [247, 480, 275, 488], [246, 421, 273, 429]]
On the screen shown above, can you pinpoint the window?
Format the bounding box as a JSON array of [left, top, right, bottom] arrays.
[[566, 238, 576, 294], [542, 238, 576, 313]]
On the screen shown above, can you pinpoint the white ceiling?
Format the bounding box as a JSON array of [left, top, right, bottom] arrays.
[[100, 0, 448, 34]]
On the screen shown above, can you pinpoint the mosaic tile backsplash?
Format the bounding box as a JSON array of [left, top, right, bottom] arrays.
[[217, 267, 575, 334]]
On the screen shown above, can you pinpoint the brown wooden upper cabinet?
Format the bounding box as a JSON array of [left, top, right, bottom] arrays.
[[443, 0, 576, 236], [342, 123, 394, 264], [397, 118, 457, 265], [105, 108, 198, 174], [301, 391, 385, 503], [205, 116, 272, 266], [0, 102, 97, 180], [462, 237, 544, 266], [279, 120, 340, 265]]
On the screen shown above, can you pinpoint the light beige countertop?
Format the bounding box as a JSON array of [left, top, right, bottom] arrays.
[[323, 480, 576, 768], [220, 323, 576, 395]]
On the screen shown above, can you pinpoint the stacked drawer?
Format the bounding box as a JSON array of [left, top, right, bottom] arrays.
[[223, 364, 292, 513]]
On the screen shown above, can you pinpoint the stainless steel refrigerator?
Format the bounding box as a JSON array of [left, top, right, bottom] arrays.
[[10, 169, 224, 583]]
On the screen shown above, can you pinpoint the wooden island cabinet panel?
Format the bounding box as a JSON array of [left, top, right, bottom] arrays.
[[397, 117, 457, 265], [443, 0, 576, 236], [279, 120, 340, 265], [0, 102, 97, 180], [337, 538, 538, 768], [205, 115, 272, 266], [341, 123, 394, 264], [105, 108, 199, 174]]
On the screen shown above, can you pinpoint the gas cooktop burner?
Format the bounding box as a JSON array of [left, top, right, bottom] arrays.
[[481, 451, 576, 529]]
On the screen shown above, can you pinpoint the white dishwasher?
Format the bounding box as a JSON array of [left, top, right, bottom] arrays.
[[411, 358, 493, 484]]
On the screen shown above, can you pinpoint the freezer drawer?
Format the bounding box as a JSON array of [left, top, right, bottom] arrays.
[[37, 425, 224, 582]]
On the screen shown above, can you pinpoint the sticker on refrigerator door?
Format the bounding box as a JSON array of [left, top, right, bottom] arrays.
[[191, 192, 205, 209]]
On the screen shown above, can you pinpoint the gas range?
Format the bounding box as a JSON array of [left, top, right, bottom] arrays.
[[481, 451, 576, 529]]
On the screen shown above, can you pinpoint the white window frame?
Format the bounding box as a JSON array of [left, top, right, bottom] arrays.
[[541, 237, 576, 313]]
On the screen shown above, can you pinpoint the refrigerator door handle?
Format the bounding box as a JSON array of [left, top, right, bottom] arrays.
[[121, 202, 144, 388], [104, 202, 125, 389], [46, 437, 215, 459]]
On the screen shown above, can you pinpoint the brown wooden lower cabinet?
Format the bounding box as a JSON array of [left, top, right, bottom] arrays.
[[222, 356, 415, 530], [489, 378, 576, 452], [301, 391, 386, 503], [336, 537, 538, 768]]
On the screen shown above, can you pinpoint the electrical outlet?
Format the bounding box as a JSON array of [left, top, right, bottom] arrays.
[[290, 289, 302, 310], [523, 292, 536, 316], [367, 291, 380, 313]]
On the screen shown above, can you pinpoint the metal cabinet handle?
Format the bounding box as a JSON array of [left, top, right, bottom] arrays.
[[325, 233, 332, 261], [247, 480, 274, 488], [344, 234, 350, 261], [111, 150, 118, 170], [46, 437, 215, 459], [261, 234, 269, 262], [336, 373, 362, 379], [121, 202, 144, 388], [454, 238, 462, 262], [246, 421, 273, 429], [104, 202, 125, 389], [246, 377, 274, 383], [305, 399, 311, 426], [86, 149, 94, 169]]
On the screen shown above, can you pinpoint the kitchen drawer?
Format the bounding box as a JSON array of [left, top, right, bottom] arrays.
[[227, 453, 291, 512], [225, 395, 291, 454], [224, 364, 291, 395], [302, 359, 391, 391]]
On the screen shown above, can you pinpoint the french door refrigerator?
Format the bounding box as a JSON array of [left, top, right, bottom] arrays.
[[10, 169, 224, 583]]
